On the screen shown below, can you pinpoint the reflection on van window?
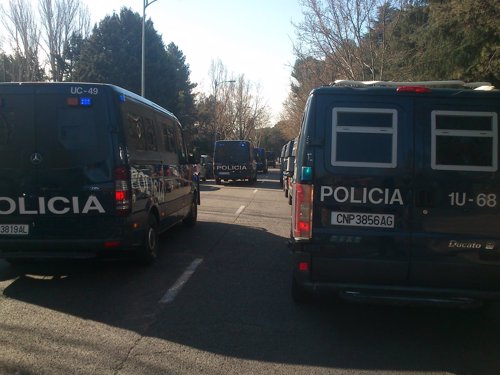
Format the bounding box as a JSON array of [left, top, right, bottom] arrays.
[[432, 111, 498, 172], [126, 113, 146, 151], [58, 108, 95, 151], [144, 117, 158, 151], [332, 108, 397, 168]]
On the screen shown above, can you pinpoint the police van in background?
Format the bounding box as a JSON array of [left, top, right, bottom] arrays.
[[213, 140, 257, 185], [0, 82, 199, 264], [290, 80, 500, 307]]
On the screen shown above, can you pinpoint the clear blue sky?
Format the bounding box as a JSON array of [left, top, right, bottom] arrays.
[[83, 0, 304, 122]]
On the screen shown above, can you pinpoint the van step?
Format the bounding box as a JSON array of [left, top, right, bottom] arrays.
[[340, 290, 482, 308]]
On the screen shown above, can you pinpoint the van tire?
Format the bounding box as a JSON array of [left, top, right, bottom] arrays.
[[215, 178, 221, 185], [183, 198, 197, 227], [139, 214, 159, 264]]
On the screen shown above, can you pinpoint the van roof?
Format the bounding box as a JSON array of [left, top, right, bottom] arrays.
[[332, 80, 496, 91], [0, 81, 181, 124]]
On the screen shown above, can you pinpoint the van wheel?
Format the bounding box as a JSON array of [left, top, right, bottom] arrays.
[[139, 214, 159, 264], [215, 178, 221, 185], [183, 198, 197, 227]]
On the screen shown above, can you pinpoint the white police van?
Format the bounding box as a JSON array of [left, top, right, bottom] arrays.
[[290, 80, 500, 307], [0, 82, 199, 264]]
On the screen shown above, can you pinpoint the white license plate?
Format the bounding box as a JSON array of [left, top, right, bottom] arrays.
[[331, 212, 395, 228], [0, 224, 30, 235], [218, 172, 230, 175]]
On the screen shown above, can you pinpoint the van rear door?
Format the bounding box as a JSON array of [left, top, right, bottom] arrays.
[[0, 84, 116, 241], [411, 92, 500, 290], [312, 91, 413, 285]]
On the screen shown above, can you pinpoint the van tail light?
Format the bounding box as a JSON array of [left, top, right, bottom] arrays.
[[292, 183, 313, 240], [114, 166, 131, 216]]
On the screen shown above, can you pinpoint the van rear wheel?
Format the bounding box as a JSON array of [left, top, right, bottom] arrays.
[[139, 214, 159, 265]]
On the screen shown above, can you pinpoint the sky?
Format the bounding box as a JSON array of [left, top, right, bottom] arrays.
[[81, 0, 304, 122]]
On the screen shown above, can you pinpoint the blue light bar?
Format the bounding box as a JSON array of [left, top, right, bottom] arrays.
[[119, 94, 126, 102], [80, 97, 92, 106]]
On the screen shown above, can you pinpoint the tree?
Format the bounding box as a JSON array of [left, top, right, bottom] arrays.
[[39, 0, 90, 82], [419, 0, 499, 85], [207, 59, 271, 145], [73, 7, 196, 125], [293, 0, 406, 82], [0, 0, 43, 81]]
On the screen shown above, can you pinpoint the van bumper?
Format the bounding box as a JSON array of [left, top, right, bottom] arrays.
[[291, 240, 500, 306], [0, 235, 141, 260]]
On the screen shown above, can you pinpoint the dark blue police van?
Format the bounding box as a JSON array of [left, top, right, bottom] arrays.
[[0, 82, 199, 264], [213, 140, 257, 184], [290, 80, 500, 307]]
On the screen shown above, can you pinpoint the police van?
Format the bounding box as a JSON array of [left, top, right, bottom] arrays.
[[0, 82, 199, 264], [290, 80, 500, 307], [213, 140, 257, 184]]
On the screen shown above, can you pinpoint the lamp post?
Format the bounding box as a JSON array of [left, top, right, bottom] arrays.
[[213, 79, 236, 144], [141, 0, 159, 97]]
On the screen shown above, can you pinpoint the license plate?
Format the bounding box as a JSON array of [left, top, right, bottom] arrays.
[[331, 212, 395, 228], [0, 224, 30, 235], [218, 172, 230, 176]]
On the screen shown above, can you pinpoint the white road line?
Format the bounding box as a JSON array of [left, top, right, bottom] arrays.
[[159, 258, 203, 304], [235, 205, 245, 216], [253, 189, 258, 194]]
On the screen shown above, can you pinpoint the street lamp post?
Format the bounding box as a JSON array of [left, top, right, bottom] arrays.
[[141, 0, 159, 97], [213, 80, 236, 144]]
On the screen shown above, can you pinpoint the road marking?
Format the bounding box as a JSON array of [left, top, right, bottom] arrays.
[[253, 189, 258, 194], [235, 205, 245, 216], [159, 258, 203, 304]]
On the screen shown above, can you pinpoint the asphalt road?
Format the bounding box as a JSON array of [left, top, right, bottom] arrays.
[[1, 169, 500, 375]]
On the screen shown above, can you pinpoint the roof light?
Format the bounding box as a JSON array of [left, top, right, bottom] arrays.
[[396, 86, 432, 94], [80, 97, 92, 106], [67, 97, 79, 106]]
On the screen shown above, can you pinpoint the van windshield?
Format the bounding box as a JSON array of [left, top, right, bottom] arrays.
[[215, 142, 250, 164]]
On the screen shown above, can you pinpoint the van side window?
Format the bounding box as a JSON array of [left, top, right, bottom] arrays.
[[331, 108, 397, 168], [173, 123, 187, 162], [160, 120, 176, 153], [144, 117, 158, 151], [431, 111, 498, 172], [126, 113, 146, 151]]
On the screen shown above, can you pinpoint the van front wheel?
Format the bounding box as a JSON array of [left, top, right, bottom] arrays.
[[139, 214, 159, 264]]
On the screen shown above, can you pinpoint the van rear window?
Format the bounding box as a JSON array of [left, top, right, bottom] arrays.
[[331, 108, 397, 168], [431, 111, 498, 172], [215, 142, 251, 163]]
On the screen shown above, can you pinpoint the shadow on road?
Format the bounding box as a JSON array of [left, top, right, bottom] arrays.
[[2, 220, 500, 375]]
